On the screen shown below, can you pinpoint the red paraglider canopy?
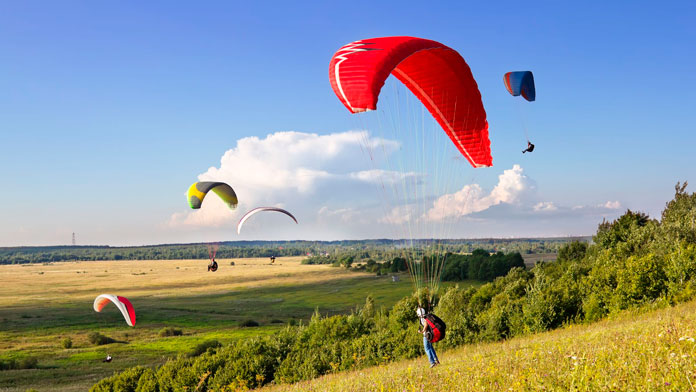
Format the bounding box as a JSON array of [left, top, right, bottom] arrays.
[[329, 36, 491, 168]]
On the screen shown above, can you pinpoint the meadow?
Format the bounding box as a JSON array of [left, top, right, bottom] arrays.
[[0, 257, 456, 392], [264, 298, 696, 391]]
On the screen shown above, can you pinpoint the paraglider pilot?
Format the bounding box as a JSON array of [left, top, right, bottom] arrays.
[[208, 259, 218, 272], [103, 354, 112, 363], [522, 141, 535, 154], [417, 307, 440, 367]]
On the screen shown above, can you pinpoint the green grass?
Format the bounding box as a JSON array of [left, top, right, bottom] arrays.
[[0, 263, 477, 392], [263, 299, 696, 392]]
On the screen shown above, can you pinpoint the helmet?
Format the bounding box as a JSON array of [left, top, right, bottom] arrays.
[[416, 307, 426, 318]]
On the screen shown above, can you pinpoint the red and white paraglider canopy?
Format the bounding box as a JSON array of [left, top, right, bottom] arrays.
[[93, 294, 136, 327], [329, 36, 491, 168]]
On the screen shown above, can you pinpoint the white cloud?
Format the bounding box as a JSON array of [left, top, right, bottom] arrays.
[[166, 130, 625, 240], [427, 164, 535, 221], [348, 169, 421, 185], [169, 130, 395, 228], [380, 205, 416, 225], [534, 202, 558, 212], [318, 206, 362, 224], [603, 200, 621, 209]]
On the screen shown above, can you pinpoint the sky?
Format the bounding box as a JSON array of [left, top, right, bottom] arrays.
[[1, 1, 695, 246]]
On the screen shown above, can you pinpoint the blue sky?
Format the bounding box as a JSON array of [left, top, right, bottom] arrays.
[[1, 1, 694, 246]]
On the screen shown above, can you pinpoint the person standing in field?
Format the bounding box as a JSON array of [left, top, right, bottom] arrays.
[[417, 307, 440, 367]]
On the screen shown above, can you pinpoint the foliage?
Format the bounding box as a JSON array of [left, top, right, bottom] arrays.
[[158, 327, 183, 337], [556, 240, 587, 263], [93, 183, 696, 391], [266, 300, 696, 392], [240, 319, 260, 327], [440, 251, 525, 281], [1, 238, 575, 265], [88, 332, 116, 346], [0, 357, 38, 371], [188, 340, 222, 357], [61, 337, 73, 348]]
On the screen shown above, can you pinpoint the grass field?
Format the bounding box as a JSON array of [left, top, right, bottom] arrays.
[[264, 299, 696, 391], [522, 252, 557, 268], [0, 257, 469, 392]]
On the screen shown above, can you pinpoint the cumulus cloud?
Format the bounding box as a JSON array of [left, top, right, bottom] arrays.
[[348, 169, 421, 185], [380, 205, 417, 225], [166, 130, 624, 239], [168, 130, 401, 228], [603, 200, 621, 209], [534, 202, 558, 212], [427, 165, 536, 221]]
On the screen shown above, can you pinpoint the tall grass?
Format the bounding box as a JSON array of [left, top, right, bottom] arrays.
[[265, 300, 696, 391]]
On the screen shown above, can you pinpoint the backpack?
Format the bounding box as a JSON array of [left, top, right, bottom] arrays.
[[424, 313, 446, 343]]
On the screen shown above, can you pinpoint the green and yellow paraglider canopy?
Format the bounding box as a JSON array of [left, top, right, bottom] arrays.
[[187, 182, 238, 210]]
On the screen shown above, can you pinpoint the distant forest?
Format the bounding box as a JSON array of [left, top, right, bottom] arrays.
[[0, 237, 586, 264]]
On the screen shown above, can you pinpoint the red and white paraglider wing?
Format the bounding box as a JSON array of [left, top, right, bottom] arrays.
[[329, 36, 491, 168], [93, 294, 136, 327]]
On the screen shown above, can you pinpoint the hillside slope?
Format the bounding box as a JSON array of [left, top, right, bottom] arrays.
[[265, 300, 696, 391]]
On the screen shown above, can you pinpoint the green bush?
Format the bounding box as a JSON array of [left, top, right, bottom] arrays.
[[158, 327, 183, 337], [188, 340, 221, 357], [0, 357, 38, 371], [61, 337, 73, 348], [88, 332, 116, 346], [134, 368, 158, 392], [239, 319, 259, 327]]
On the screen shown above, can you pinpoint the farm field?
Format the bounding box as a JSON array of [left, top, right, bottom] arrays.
[[521, 252, 557, 268], [0, 257, 476, 392], [264, 299, 696, 392]]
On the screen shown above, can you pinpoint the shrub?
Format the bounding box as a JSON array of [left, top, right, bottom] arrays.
[[61, 337, 73, 349], [557, 241, 588, 263], [188, 340, 221, 357], [159, 327, 183, 337], [240, 319, 259, 327], [0, 357, 38, 370], [88, 332, 115, 346]]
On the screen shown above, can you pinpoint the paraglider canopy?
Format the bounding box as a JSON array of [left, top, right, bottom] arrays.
[[93, 294, 136, 327], [237, 207, 298, 235], [329, 36, 491, 168], [503, 71, 535, 102], [187, 182, 238, 210]]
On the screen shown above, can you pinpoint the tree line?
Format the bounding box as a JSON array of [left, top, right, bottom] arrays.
[[305, 250, 524, 282], [1, 238, 577, 264]]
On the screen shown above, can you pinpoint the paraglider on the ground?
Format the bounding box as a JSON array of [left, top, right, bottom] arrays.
[[503, 71, 536, 152], [329, 36, 492, 168], [417, 307, 442, 367], [93, 294, 136, 327], [207, 243, 219, 272], [187, 182, 238, 210], [237, 207, 298, 234]]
